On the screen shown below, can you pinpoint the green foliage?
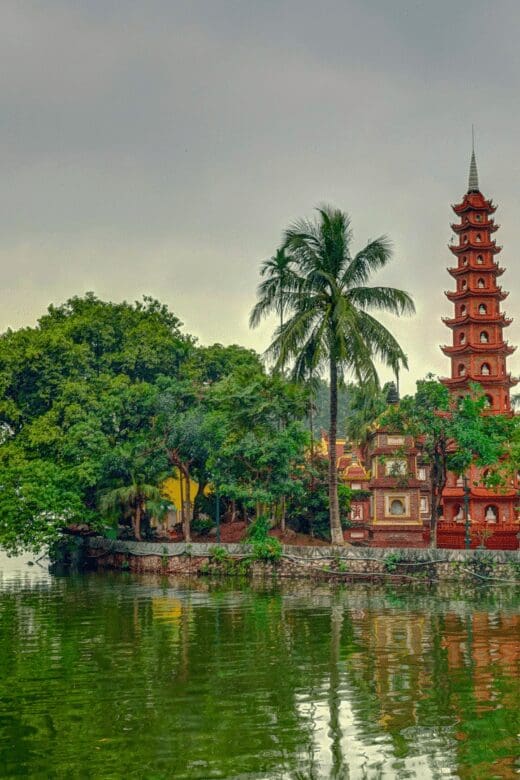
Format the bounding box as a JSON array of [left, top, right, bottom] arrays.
[[0, 291, 321, 553], [0, 449, 93, 555], [207, 372, 308, 512], [287, 456, 352, 540], [383, 552, 402, 573], [344, 382, 389, 444], [250, 537, 283, 563], [210, 545, 230, 563], [246, 515, 271, 542], [244, 514, 283, 562], [191, 516, 214, 536], [307, 378, 354, 437], [0, 294, 190, 552]]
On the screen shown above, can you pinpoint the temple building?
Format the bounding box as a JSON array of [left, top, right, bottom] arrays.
[[341, 147, 519, 549]]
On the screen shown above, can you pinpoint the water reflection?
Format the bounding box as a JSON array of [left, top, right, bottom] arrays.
[[0, 552, 518, 779]]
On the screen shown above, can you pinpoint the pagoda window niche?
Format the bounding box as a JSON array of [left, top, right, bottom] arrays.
[[386, 498, 405, 517], [459, 332, 466, 344], [475, 213, 483, 222], [460, 304, 467, 316], [384, 494, 409, 518], [484, 394, 493, 408], [476, 254, 484, 265], [478, 303, 487, 315], [477, 278, 485, 289], [481, 363, 491, 376], [462, 256, 468, 266], [453, 504, 463, 522], [484, 504, 498, 523], [480, 331, 489, 343], [461, 279, 467, 291], [458, 364, 466, 377], [476, 233, 482, 243]]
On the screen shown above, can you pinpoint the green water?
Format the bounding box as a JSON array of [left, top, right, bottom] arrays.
[[0, 554, 518, 779]]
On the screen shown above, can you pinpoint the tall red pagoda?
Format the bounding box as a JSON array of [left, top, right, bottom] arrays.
[[440, 149, 519, 542]]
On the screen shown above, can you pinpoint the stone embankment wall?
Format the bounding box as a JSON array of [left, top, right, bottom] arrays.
[[86, 538, 520, 583]]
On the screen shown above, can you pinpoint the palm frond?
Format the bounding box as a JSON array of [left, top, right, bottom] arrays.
[[355, 310, 409, 373], [343, 236, 393, 287], [349, 285, 415, 316]]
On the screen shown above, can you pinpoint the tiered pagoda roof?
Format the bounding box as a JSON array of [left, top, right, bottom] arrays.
[[440, 146, 518, 409]]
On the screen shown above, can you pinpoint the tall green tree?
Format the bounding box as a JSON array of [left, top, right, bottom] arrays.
[[207, 370, 308, 521], [252, 206, 414, 544]]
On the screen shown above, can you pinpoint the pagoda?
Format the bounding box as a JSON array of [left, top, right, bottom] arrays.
[[440, 148, 519, 539]]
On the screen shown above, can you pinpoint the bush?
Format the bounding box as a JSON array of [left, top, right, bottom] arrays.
[[251, 537, 283, 563], [192, 516, 214, 536], [246, 515, 271, 542], [210, 545, 230, 563]]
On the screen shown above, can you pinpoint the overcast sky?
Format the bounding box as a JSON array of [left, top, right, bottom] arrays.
[[2, 0, 520, 394]]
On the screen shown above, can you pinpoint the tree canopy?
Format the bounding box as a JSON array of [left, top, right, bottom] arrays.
[[0, 294, 309, 553]]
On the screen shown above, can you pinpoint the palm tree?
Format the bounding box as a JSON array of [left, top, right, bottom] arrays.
[[100, 481, 163, 541], [250, 248, 295, 373], [252, 206, 414, 544]]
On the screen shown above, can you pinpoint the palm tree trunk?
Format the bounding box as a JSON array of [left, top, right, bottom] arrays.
[[280, 496, 286, 534], [329, 357, 343, 545]]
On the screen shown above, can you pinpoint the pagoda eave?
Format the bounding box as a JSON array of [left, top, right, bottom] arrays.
[[447, 265, 505, 277], [442, 486, 517, 499], [444, 289, 508, 302], [450, 222, 498, 234], [440, 374, 518, 388], [442, 315, 512, 328], [449, 243, 501, 256], [441, 343, 516, 356], [452, 199, 496, 215]]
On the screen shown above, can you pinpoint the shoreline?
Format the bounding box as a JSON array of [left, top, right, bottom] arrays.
[[84, 537, 520, 584]]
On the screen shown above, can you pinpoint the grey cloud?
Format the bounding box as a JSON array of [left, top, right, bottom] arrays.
[[1, 0, 520, 395]]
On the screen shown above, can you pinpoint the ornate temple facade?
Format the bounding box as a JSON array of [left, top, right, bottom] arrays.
[[340, 149, 520, 549]]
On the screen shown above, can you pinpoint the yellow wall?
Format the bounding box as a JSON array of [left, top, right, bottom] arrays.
[[161, 476, 209, 508]]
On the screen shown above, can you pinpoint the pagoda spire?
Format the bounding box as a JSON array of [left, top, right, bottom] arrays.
[[468, 128, 479, 192]]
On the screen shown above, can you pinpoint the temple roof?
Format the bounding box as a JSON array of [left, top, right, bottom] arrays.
[[452, 191, 496, 214]]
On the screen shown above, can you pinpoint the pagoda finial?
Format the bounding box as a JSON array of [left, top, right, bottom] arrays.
[[468, 126, 479, 192]]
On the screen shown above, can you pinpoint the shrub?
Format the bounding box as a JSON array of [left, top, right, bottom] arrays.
[[192, 516, 214, 536], [246, 515, 271, 542], [210, 545, 230, 563], [383, 552, 401, 573], [251, 536, 283, 563]]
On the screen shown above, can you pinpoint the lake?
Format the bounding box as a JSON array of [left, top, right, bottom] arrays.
[[0, 552, 518, 778]]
